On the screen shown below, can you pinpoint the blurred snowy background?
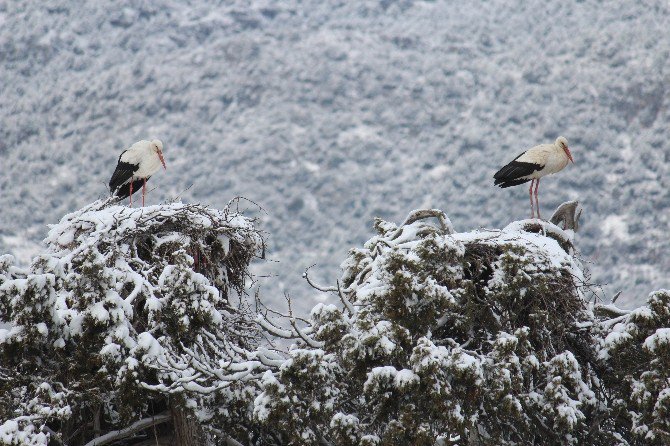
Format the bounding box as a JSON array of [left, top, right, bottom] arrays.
[[1, 0, 668, 313]]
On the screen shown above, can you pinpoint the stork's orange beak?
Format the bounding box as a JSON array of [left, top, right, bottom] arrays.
[[158, 151, 167, 169], [565, 147, 574, 163]]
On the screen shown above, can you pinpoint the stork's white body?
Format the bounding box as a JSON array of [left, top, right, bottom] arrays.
[[513, 142, 571, 180], [120, 140, 165, 179], [109, 139, 166, 207], [494, 136, 574, 219]]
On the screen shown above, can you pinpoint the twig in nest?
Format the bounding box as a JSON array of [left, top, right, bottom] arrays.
[[226, 196, 269, 216], [170, 183, 194, 202]]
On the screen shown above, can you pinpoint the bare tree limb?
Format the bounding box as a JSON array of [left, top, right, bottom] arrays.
[[303, 265, 355, 316], [335, 279, 355, 316], [303, 264, 338, 293], [400, 209, 454, 234], [82, 413, 172, 446], [550, 200, 582, 232]]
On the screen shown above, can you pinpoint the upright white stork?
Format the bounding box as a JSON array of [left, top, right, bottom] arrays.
[[109, 139, 166, 207], [493, 136, 574, 219]]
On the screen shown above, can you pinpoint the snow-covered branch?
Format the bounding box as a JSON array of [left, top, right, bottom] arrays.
[[82, 413, 171, 446]]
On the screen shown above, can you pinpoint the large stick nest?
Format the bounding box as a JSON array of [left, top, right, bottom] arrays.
[[44, 197, 265, 296]]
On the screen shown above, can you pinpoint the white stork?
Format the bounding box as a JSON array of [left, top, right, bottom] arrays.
[[109, 139, 166, 207], [494, 136, 574, 219]]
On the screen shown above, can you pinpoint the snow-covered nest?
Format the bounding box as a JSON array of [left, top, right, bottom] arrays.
[[0, 198, 269, 444], [44, 197, 264, 293], [339, 209, 589, 341]]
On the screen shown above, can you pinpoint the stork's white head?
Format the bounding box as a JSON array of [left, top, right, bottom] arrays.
[[555, 136, 574, 163], [150, 139, 167, 170]]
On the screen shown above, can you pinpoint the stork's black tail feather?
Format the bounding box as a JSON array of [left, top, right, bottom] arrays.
[[495, 178, 532, 188]]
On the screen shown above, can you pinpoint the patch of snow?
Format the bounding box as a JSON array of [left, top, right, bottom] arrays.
[[643, 328, 670, 353], [601, 215, 631, 243]]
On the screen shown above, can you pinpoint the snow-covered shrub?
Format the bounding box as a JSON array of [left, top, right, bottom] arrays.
[[255, 210, 617, 445], [0, 198, 269, 445], [599, 290, 670, 445], [3, 198, 667, 445]]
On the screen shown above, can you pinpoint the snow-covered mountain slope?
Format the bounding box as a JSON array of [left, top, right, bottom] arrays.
[[1, 0, 668, 311]]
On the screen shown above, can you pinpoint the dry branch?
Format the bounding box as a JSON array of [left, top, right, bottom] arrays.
[[82, 413, 171, 446], [550, 200, 582, 232]]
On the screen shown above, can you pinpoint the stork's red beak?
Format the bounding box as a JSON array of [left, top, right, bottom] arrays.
[[565, 147, 574, 163], [158, 151, 167, 170]]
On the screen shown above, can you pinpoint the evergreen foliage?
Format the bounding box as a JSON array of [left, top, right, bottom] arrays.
[[599, 290, 670, 444], [1, 203, 669, 445], [0, 198, 270, 445], [254, 211, 627, 445]]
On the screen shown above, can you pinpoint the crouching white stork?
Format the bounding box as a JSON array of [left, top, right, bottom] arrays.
[[494, 136, 574, 219], [109, 139, 166, 207]]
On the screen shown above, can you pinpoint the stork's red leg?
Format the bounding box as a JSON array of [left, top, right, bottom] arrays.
[[129, 181, 133, 208], [529, 179, 535, 219], [534, 178, 541, 220], [142, 179, 146, 207]]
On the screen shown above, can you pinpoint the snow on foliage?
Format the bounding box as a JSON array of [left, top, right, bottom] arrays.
[[0, 198, 271, 445], [599, 289, 670, 444], [2, 199, 669, 445], [254, 209, 617, 445], [0, 421, 48, 446]]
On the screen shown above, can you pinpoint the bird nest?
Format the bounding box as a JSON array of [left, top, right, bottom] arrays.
[[43, 197, 265, 297]]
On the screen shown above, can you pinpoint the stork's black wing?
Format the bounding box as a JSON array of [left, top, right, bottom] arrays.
[[109, 151, 139, 196], [493, 151, 543, 188]]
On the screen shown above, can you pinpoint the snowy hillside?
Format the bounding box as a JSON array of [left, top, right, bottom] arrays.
[[1, 0, 669, 311]]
